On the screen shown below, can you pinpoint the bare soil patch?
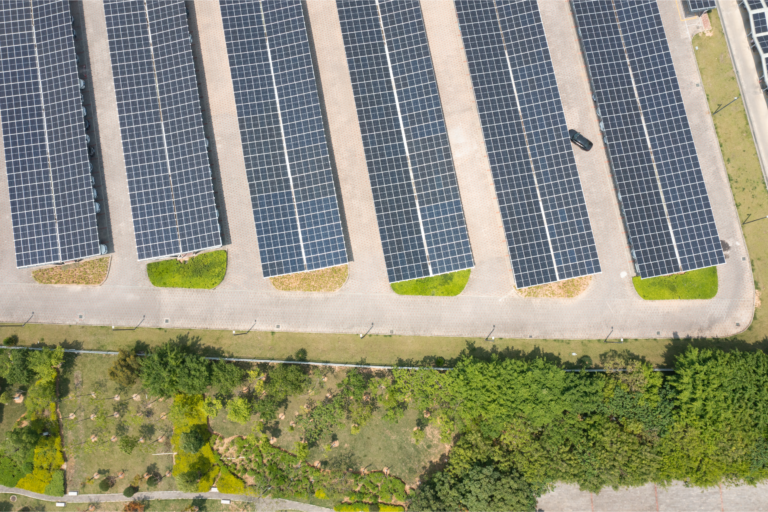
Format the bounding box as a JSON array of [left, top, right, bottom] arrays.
[[32, 257, 110, 285], [517, 275, 592, 299], [270, 264, 348, 292]]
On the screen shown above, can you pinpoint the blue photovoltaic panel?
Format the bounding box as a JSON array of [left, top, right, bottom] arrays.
[[573, 0, 724, 278], [220, 0, 347, 278], [456, 0, 600, 288], [338, 0, 474, 283], [104, 0, 221, 260], [687, 0, 716, 12], [756, 12, 768, 33], [746, 0, 765, 11], [0, 0, 99, 268], [758, 35, 768, 52]]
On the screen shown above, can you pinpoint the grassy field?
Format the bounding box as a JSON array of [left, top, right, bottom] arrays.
[[390, 269, 470, 296], [694, 11, 767, 339], [32, 257, 110, 285], [146, 251, 227, 289], [632, 267, 718, 300], [270, 265, 348, 292], [0, 495, 255, 512]]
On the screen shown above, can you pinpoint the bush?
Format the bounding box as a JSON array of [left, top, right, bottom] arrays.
[[227, 397, 252, 424], [216, 468, 245, 494], [147, 475, 159, 488], [99, 478, 113, 492], [123, 486, 138, 498], [119, 436, 139, 455], [0, 456, 25, 487], [146, 250, 227, 289], [180, 430, 205, 454], [334, 504, 370, 512], [3, 334, 19, 346], [314, 488, 328, 499], [378, 506, 404, 512], [44, 470, 66, 496]]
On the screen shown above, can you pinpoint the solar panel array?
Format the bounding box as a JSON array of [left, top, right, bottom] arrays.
[[455, 0, 601, 288], [337, 0, 474, 283], [0, 0, 99, 268], [743, 0, 768, 91], [220, 0, 348, 278], [573, 0, 724, 278], [687, 0, 716, 12], [104, 0, 221, 260]]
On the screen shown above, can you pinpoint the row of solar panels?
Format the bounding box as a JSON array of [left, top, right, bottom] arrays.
[[688, 0, 717, 13], [741, 0, 768, 93], [0, 0, 725, 286]]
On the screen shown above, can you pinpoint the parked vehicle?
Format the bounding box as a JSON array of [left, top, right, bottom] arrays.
[[568, 129, 593, 151]]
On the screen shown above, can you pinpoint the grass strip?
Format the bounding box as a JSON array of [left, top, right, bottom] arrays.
[[390, 269, 470, 296], [146, 251, 227, 290], [270, 264, 348, 292], [632, 267, 718, 300], [694, 11, 767, 334], [32, 257, 109, 285]]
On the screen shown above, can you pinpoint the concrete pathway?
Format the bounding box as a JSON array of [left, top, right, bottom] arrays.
[[719, 0, 768, 187], [537, 481, 768, 512], [0, 485, 330, 511], [0, 0, 753, 341]]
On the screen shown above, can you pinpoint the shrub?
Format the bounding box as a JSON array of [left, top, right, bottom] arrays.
[[123, 486, 138, 498], [216, 468, 245, 494], [3, 334, 19, 346], [44, 470, 65, 496], [180, 430, 205, 454], [227, 397, 252, 424], [314, 488, 328, 499], [99, 478, 113, 492], [0, 456, 25, 487], [334, 504, 370, 512], [147, 475, 159, 488], [175, 471, 199, 492], [378, 505, 404, 512]]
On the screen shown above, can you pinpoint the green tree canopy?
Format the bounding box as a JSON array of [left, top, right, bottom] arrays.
[[140, 337, 210, 397], [108, 348, 142, 388]]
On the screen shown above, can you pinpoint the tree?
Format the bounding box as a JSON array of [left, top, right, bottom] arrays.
[[0, 349, 33, 386], [202, 396, 223, 418], [210, 360, 245, 392], [123, 486, 138, 498], [180, 430, 205, 454], [227, 397, 252, 425], [118, 436, 139, 455], [109, 349, 142, 388], [176, 471, 200, 492], [27, 346, 64, 383], [140, 337, 211, 397], [99, 478, 114, 492], [123, 501, 145, 512], [411, 464, 539, 512], [2, 334, 18, 346]]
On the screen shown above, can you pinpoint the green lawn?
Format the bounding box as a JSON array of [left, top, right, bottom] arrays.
[[390, 269, 470, 296], [146, 250, 227, 289], [633, 267, 718, 300], [694, 11, 766, 335]]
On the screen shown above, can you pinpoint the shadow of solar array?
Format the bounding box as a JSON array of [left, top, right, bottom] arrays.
[[573, 0, 724, 278], [104, 0, 221, 261], [0, 0, 99, 268], [741, 0, 768, 93], [337, 0, 474, 283], [219, 0, 348, 278], [455, 0, 601, 289]]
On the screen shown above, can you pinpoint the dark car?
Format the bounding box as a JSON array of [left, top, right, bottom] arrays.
[[568, 129, 593, 151]]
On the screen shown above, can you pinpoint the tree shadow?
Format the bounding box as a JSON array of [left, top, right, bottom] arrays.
[[661, 335, 768, 367]]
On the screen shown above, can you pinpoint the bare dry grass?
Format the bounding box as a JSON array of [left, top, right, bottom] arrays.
[[32, 257, 110, 286], [270, 264, 348, 292], [517, 276, 592, 299]]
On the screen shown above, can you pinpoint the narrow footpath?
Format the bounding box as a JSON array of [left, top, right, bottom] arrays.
[[0, 486, 331, 512]]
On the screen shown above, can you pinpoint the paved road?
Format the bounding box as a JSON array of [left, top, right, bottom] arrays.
[[0, 0, 753, 340], [538, 481, 768, 512], [0, 485, 329, 511], [719, 0, 768, 187]]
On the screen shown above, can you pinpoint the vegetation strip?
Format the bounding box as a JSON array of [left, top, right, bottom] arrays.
[[632, 267, 718, 300], [390, 269, 470, 296], [0, 345, 675, 372], [146, 250, 227, 289]]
